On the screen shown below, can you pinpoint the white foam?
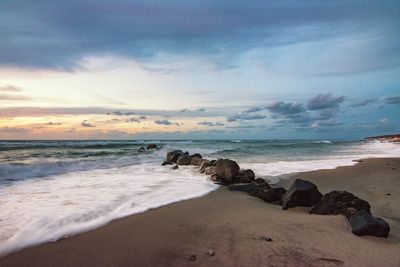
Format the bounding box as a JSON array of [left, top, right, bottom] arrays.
[[0, 164, 218, 256]]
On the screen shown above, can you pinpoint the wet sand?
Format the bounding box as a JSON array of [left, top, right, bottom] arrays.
[[1, 158, 399, 266]]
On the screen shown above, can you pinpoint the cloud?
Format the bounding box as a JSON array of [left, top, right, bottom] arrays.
[[350, 98, 378, 107], [311, 119, 341, 128], [266, 102, 306, 115], [154, 119, 180, 126], [0, 94, 31, 101], [385, 95, 400, 104], [81, 121, 96, 127], [227, 113, 266, 122], [0, 85, 22, 92], [245, 107, 263, 113], [307, 93, 345, 110], [0, 126, 31, 134], [197, 121, 224, 126], [47, 122, 62, 125], [1, 1, 399, 72], [126, 117, 140, 123]]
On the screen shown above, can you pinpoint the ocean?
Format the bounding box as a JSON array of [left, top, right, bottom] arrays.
[[0, 139, 399, 255]]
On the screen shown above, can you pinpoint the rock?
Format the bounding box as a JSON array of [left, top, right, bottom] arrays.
[[138, 146, 146, 152], [172, 165, 179, 170], [210, 174, 218, 182], [214, 159, 240, 184], [199, 160, 212, 173], [255, 178, 266, 184], [208, 249, 215, 257], [282, 179, 323, 210], [162, 161, 174, 166], [228, 183, 259, 194], [146, 144, 158, 150], [204, 166, 217, 176], [310, 191, 371, 218], [176, 155, 191, 165], [234, 169, 255, 183], [349, 210, 390, 237], [188, 255, 197, 262], [251, 183, 287, 205], [166, 150, 186, 163], [189, 154, 203, 166]]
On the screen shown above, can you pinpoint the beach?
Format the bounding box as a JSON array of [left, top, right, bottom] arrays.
[[1, 157, 399, 267]]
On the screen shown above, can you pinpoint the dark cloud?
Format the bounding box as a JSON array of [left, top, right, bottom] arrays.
[[126, 117, 140, 123], [1, 1, 398, 71], [245, 107, 263, 113], [227, 113, 266, 122], [307, 93, 345, 110], [197, 121, 224, 126], [350, 98, 378, 107], [154, 120, 180, 126], [47, 122, 62, 125], [81, 121, 96, 127], [266, 102, 306, 115], [385, 95, 400, 104]]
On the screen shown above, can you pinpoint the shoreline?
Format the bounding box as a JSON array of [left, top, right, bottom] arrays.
[[1, 157, 399, 266]]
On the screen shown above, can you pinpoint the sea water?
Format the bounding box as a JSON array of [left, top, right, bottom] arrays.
[[0, 140, 399, 255]]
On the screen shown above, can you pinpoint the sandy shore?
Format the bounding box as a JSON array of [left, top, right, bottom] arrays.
[[1, 158, 399, 267]]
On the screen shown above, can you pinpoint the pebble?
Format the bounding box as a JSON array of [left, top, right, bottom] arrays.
[[208, 249, 215, 256], [189, 255, 197, 262]]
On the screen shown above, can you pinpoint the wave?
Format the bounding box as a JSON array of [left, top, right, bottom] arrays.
[[313, 140, 332, 144]]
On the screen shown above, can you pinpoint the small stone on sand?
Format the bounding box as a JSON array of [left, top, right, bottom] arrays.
[[189, 255, 197, 261], [208, 249, 215, 256]]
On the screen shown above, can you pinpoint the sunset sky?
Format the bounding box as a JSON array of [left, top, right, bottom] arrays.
[[0, 0, 399, 140]]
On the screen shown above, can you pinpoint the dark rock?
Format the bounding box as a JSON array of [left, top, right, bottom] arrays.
[[234, 169, 255, 183], [146, 144, 158, 150], [138, 146, 146, 152], [188, 255, 197, 262], [176, 155, 191, 165], [210, 160, 217, 166], [255, 178, 266, 184], [189, 154, 203, 166], [228, 183, 259, 194], [204, 166, 217, 176], [166, 150, 186, 163], [214, 159, 240, 184], [282, 179, 323, 210], [210, 174, 219, 182], [172, 165, 179, 170], [162, 161, 174, 166], [349, 210, 390, 237], [310, 191, 371, 218], [251, 183, 287, 205], [199, 160, 211, 173]]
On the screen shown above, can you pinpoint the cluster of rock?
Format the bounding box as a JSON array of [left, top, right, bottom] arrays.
[[162, 149, 390, 238], [230, 179, 390, 238], [163, 150, 255, 184], [138, 144, 159, 151]]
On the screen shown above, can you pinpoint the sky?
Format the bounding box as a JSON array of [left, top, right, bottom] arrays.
[[0, 0, 399, 140]]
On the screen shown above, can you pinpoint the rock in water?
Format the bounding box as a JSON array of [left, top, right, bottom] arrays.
[[161, 161, 173, 166], [172, 165, 179, 170], [255, 178, 266, 184], [310, 191, 371, 218], [199, 160, 212, 173], [204, 166, 217, 176], [189, 154, 203, 166], [214, 159, 240, 184], [234, 169, 255, 183], [138, 147, 146, 152], [349, 210, 390, 237], [146, 144, 158, 150], [176, 155, 191, 165], [282, 179, 323, 210], [166, 150, 186, 163]]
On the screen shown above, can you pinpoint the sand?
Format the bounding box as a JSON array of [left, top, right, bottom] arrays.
[[1, 158, 399, 267]]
